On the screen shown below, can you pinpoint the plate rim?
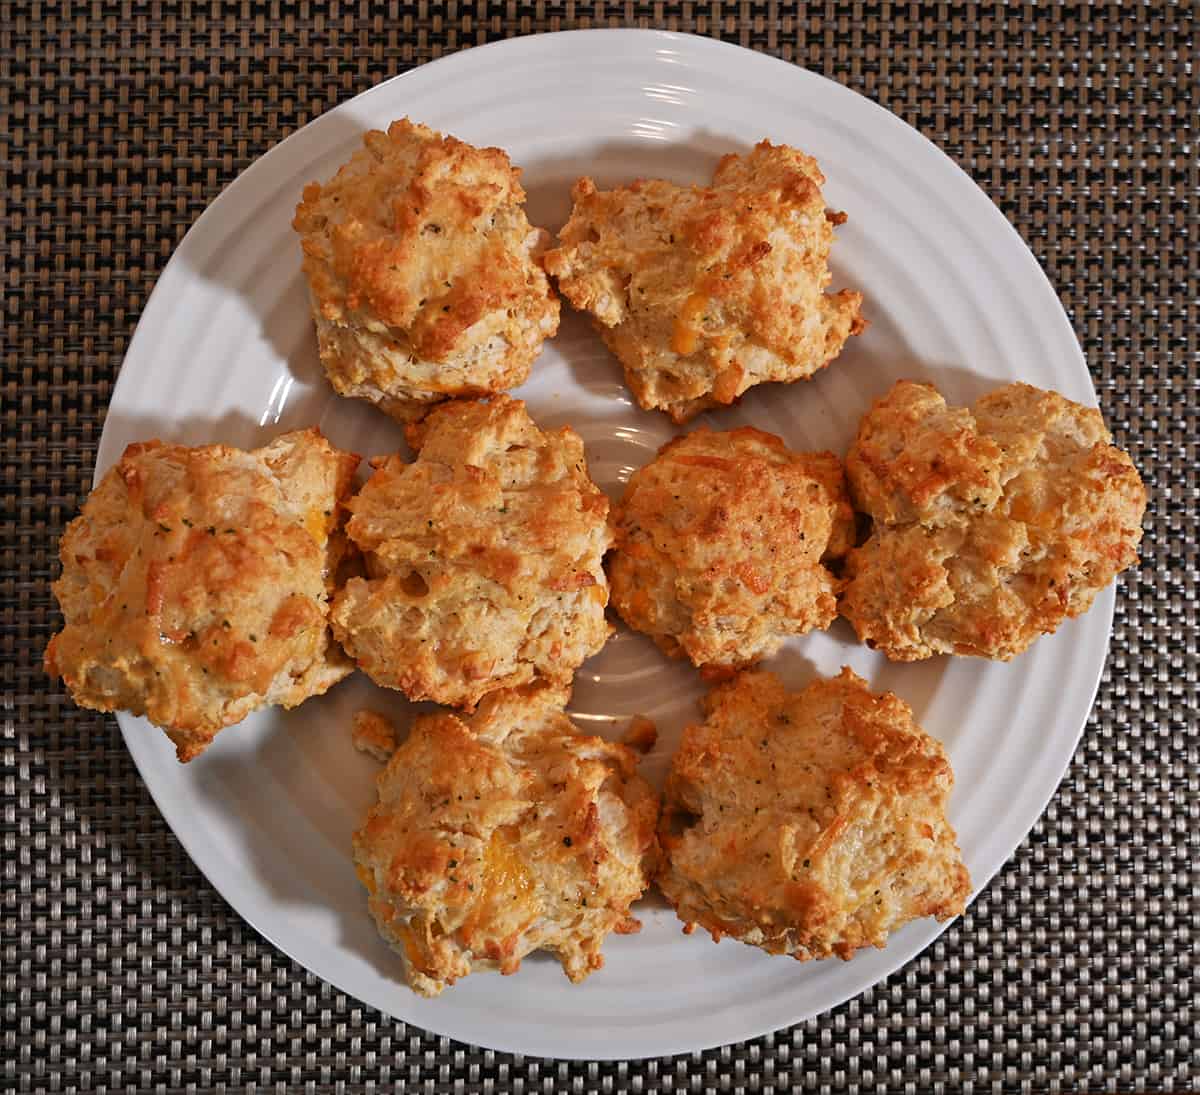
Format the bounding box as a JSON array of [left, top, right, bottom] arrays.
[[97, 27, 1112, 1060]]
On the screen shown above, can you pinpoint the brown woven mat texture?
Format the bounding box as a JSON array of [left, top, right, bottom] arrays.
[[3, 2, 1196, 1091]]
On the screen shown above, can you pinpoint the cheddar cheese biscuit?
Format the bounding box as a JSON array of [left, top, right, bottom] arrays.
[[354, 683, 659, 995], [294, 119, 559, 421], [841, 380, 1147, 660], [45, 429, 359, 760], [658, 668, 970, 960], [608, 427, 854, 669], [331, 396, 612, 706], [544, 141, 864, 422]]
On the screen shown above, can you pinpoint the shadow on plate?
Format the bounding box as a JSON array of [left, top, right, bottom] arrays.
[[522, 131, 757, 233], [755, 646, 824, 693], [187, 674, 423, 980], [97, 407, 270, 470], [762, 620, 951, 743], [165, 110, 406, 456], [101, 364, 406, 483], [174, 110, 368, 365]]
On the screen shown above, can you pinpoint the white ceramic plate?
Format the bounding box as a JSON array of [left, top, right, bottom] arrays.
[[97, 30, 1111, 1060]]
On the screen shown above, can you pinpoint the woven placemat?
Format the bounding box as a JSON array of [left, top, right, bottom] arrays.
[[3, 2, 1196, 1090]]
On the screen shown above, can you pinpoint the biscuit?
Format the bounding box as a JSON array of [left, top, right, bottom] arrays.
[[293, 119, 559, 422], [353, 683, 659, 995], [45, 429, 360, 761], [841, 380, 1147, 660], [658, 668, 971, 960], [608, 427, 854, 669], [543, 141, 865, 423], [330, 396, 613, 706]]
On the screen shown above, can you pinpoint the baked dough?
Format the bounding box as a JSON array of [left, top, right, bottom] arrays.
[[45, 429, 359, 761], [841, 380, 1147, 660], [543, 140, 865, 422], [331, 396, 613, 706], [294, 119, 559, 422], [658, 668, 971, 960], [608, 427, 854, 669], [351, 709, 399, 762], [353, 683, 659, 995]]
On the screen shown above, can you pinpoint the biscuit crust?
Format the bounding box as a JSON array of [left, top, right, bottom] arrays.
[[353, 684, 660, 995], [330, 396, 613, 706], [293, 119, 559, 421], [842, 380, 1147, 660], [658, 668, 971, 960], [543, 140, 864, 423], [608, 427, 854, 669], [45, 429, 360, 761]]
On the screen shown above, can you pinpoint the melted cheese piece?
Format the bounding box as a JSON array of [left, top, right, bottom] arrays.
[[481, 826, 534, 903], [671, 293, 709, 355], [457, 825, 537, 948], [304, 506, 330, 546], [392, 922, 427, 968]]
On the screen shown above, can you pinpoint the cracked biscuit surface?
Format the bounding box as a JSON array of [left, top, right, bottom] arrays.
[[353, 684, 660, 995], [657, 668, 970, 960], [608, 427, 854, 670], [543, 140, 865, 423], [330, 396, 613, 706], [841, 380, 1147, 661], [45, 429, 360, 761], [293, 118, 559, 422]]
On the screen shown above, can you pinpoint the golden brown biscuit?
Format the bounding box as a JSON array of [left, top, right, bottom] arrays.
[[842, 380, 1147, 660], [331, 396, 613, 706], [543, 140, 865, 423], [293, 119, 559, 422], [608, 427, 854, 669], [45, 430, 360, 761], [353, 683, 660, 995], [658, 668, 970, 960]]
